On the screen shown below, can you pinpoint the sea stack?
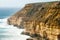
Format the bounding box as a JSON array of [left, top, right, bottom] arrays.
[[7, 1, 60, 40]]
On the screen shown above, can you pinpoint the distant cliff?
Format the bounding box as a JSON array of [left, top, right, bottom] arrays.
[[7, 1, 60, 40]]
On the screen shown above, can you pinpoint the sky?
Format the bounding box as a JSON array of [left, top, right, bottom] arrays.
[[0, 0, 60, 8]]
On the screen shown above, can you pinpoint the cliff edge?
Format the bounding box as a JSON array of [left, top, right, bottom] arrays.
[[7, 1, 60, 40]]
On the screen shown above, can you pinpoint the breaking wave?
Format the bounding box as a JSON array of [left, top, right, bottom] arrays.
[[0, 18, 30, 40]]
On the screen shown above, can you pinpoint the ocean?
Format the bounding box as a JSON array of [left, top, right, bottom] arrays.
[[0, 8, 30, 40], [0, 8, 20, 19]]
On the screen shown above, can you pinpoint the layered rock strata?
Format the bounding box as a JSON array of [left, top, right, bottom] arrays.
[[8, 1, 60, 40]]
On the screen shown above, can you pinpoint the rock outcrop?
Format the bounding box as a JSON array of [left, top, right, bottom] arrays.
[[7, 1, 60, 40]]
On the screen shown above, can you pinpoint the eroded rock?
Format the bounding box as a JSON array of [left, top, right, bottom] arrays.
[[8, 1, 60, 40]]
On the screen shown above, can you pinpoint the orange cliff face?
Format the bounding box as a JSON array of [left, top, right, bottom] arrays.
[[7, 1, 60, 40], [7, 4, 34, 28]]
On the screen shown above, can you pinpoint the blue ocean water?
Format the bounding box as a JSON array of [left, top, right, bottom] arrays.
[[0, 18, 30, 40], [0, 8, 19, 19], [0, 8, 30, 40]]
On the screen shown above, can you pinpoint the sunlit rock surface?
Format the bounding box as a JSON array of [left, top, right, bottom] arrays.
[[8, 1, 60, 40]]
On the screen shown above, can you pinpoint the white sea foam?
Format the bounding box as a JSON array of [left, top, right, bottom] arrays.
[[0, 18, 30, 40]]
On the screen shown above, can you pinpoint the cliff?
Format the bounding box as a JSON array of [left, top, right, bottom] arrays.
[[7, 1, 60, 40]]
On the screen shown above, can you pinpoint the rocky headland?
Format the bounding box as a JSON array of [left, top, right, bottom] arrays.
[[7, 1, 60, 40]]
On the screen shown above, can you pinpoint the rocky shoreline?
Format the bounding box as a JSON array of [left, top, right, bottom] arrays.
[[7, 1, 60, 40]]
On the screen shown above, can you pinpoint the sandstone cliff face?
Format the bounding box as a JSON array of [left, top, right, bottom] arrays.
[[8, 1, 60, 40], [7, 4, 34, 28]]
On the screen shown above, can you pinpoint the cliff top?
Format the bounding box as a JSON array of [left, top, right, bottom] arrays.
[[8, 1, 60, 28]]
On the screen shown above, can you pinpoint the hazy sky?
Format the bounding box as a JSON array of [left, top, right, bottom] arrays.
[[0, 0, 59, 8]]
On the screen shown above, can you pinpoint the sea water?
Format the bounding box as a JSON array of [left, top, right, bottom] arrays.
[[0, 18, 30, 40], [0, 8, 30, 40]]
